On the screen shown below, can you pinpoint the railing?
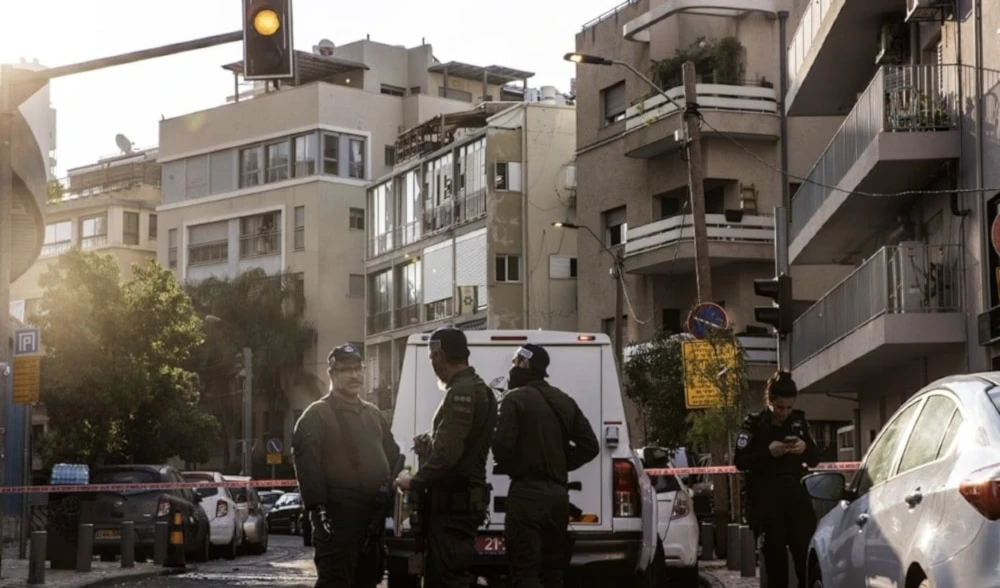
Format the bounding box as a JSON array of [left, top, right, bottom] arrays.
[[239, 230, 281, 258], [188, 239, 229, 266], [581, 0, 640, 30], [40, 241, 72, 257], [426, 298, 454, 322], [739, 336, 778, 364], [80, 235, 108, 250], [790, 64, 958, 241], [456, 189, 487, 224], [48, 178, 161, 203], [368, 311, 391, 335], [625, 82, 778, 132], [790, 243, 962, 367], [395, 304, 421, 329], [787, 0, 835, 88], [625, 213, 774, 256]]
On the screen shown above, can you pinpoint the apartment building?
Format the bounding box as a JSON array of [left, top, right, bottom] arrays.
[[9, 146, 161, 470], [364, 99, 578, 403], [571, 0, 859, 440], [784, 0, 1000, 452], [156, 38, 535, 460]]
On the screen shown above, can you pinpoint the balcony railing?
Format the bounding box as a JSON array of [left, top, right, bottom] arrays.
[[40, 241, 72, 257], [790, 243, 962, 366], [188, 239, 229, 266], [426, 298, 454, 322], [456, 189, 487, 224], [740, 336, 778, 364], [369, 192, 489, 259], [787, 0, 835, 88], [624, 81, 778, 132], [625, 213, 774, 256], [368, 311, 391, 335], [239, 230, 281, 258], [81, 234, 108, 250], [581, 0, 640, 30], [395, 304, 421, 329], [790, 64, 958, 240]]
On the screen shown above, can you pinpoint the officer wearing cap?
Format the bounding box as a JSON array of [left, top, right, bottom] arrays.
[[493, 343, 599, 588], [395, 327, 497, 588], [292, 343, 401, 588]]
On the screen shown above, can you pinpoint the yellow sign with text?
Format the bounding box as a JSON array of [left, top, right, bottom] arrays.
[[12, 355, 42, 405], [682, 340, 739, 409], [266, 453, 282, 465]]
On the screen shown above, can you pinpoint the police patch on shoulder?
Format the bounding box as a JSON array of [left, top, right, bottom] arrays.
[[736, 431, 750, 449]]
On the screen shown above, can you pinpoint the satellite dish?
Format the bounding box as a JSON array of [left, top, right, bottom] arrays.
[[314, 39, 335, 57], [115, 133, 133, 155]]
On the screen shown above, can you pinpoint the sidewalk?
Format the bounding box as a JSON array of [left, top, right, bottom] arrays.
[[0, 544, 166, 588], [700, 559, 761, 588]]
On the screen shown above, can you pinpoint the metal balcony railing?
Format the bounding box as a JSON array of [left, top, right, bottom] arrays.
[[456, 189, 487, 223], [426, 298, 454, 322], [239, 230, 281, 258], [625, 81, 778, 132], [791, 243, 962, 366], [395, 304, 421, 329], [40, 241, 72, 257], [367, 311, 391, 335], [625, 213, 774, 256], [81, 234, 108, 250], [787, 0, 835, 88], [790, 64, 958, 241]]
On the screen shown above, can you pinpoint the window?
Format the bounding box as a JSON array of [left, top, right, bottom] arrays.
[[350, 207, 365, 230], [265, 141, 290, 183], [349, 274, 365, 299], [662, 308, 681, 334], [239, 212, 280, 258], [188, 222, 228, 266], [385, 145, 396, 167], [602, 81, 627, 125], [495, 255, 521, 282], [602, 316, 627, 340], [348, 138, 365, 179], [293, 133, 318, 177], [123, 212, 140, 245], [294, 206, 305, 250], [494, 162, 522, 191], [41, 220, 72, 256], [603, 207, 627, 246], [897, 395, 959, 474], [380, 84, 406, 97], [322, 133, 339, 175], [239, 146, 262, 188], [168, 228, 178, 269], [854, 401, 921, 496], [149, 214, 158, 239], [549, 255, 578, 279], [80, 214, 108, 249]]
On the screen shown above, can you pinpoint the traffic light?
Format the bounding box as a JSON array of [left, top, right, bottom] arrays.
[[754, 274, 792, 336], [242, 0, 295, 80]]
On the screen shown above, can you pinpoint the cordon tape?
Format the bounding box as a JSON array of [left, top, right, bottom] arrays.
[[0, 462, 861, 495]]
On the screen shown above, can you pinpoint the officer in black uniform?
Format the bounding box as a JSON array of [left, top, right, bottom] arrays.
[[293, 344, 401, 588], [395, 327, 497, 588], [493, 344, 600, 588], [733, 371, 820, 588]]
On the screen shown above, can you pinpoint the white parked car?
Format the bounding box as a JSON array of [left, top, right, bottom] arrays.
[[804, 373, 1000, 587], [224, 475, 269, 555], [183, 471, 246, 559], [639, 447, 699, 587]]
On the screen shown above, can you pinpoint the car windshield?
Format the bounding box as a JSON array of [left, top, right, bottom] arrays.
[[274, 493, 300, 508], [261, 492, 282, 506], [91, 470, 159, 495], [183, 474, 219, 497]]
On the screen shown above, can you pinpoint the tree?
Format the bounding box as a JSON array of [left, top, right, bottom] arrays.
[[34, 250, 220, 466], [186, 269, 316, 471], [623, 330, 691, 450]]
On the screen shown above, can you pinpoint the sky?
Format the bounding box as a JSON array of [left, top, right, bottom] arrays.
[[2, 0, 624, 177]]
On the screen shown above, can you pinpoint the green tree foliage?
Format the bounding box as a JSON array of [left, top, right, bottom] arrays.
[[185, 269, 316, 471], [33, 250, 220, 466], [623, 330, 690, 449]]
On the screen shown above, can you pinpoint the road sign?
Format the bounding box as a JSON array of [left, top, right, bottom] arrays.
[[12, 356, 41, 404], [266, 453, 282, 465], [682, 339, 739, 409], [687, 303, 728, 339], [266, 438, 283, 454], [13, 328, 40, 356]]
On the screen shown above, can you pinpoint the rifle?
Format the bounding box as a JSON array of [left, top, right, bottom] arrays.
[[364, 454, 407, 586]]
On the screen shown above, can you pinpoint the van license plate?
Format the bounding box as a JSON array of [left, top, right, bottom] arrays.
[[96, 529, 120, 540], [475, 536, 505, 555]]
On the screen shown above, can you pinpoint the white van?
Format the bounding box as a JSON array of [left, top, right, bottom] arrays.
[[385, 331, 661, 586]]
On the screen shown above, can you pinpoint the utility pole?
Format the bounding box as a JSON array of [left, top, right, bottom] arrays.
[[242, 347, 253, 478], [777, 11, 792, 371], [682, 61, 713, 303], [613, 251, 625, 379]]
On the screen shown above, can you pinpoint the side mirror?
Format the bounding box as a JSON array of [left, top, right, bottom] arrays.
[[802, 472, 846, 502]]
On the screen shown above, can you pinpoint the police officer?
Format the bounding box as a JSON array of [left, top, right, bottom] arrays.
[[733, 371, 820, 588], [395, 327, 497, 588], [493, 344, 600, 588], [292, 344, 401, 588]]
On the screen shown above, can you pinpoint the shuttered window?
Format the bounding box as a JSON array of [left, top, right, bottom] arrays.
[[602, 82, 627, 125]]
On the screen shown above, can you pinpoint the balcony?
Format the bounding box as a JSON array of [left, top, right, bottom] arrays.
[[789, 65, 960, 265], [791, 243, 965, 392], [622, 0, 777, 43], [623, 213, 774, 274], [368, 311, 391, 335], [395, 304, 422, 329], [369, 190, 489, 260], [622, 82, 779, 158]]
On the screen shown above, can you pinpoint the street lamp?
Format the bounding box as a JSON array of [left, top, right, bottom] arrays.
[[205, 315, 254, 477], [552, 222, 626, 377], [563, 53, 686, 112]]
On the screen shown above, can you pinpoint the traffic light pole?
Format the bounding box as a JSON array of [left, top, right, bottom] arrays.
[[682, 61, 713, 303]]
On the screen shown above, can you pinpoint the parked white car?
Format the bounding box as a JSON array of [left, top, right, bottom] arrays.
[[183, 471, 246, 559], [804, 373, 1000, 587], [639, 447, 699, 587], [224, 475, 269, 555]]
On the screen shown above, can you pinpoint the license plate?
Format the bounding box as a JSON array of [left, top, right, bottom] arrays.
[[96, 529, 120, 540], [475, 535, 505, 555]]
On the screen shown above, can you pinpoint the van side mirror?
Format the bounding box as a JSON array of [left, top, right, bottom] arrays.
[[802, 472, 846, 501]]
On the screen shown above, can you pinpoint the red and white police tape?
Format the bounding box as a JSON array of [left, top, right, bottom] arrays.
[[0, 462, 861, 495]]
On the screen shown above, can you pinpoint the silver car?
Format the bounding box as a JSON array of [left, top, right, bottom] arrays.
[[804, 373, 1000, 587], [224, 475, 269, 555]]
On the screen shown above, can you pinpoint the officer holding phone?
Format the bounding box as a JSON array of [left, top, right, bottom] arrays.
[[733, 371, 820, 588]]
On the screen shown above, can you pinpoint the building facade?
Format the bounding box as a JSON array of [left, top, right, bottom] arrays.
[[784, 0, 1000, 453], [572, 0, 859, 441], [156, 38, 535, 464], [364, 100, 578, 403]]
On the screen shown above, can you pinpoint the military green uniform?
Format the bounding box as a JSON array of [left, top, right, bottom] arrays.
[[293, 345, 401, 588], [411, 366, 497, 588], [493, 344, 600, 588]]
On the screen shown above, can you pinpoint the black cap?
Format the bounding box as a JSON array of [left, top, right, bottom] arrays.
[[328, 343, 363, 368], [518, 343, 550, 377], [428, 327, 469, 361]]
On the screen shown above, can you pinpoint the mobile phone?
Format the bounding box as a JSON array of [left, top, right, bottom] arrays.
[[784, 435, 798, 443]]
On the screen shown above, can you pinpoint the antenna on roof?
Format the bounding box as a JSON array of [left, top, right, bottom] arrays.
[[115, 133, 134, 155]]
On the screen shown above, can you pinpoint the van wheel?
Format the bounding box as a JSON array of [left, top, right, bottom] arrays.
[[387, 557, 420, 588]]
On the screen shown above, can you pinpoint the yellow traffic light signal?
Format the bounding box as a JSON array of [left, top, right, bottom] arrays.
[[242, 0, 295, 80], [253, 9, 280, 36]]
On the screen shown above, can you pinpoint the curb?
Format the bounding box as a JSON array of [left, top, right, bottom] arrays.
[[699, 570, 727, 588], [79, 566, 191, 588]]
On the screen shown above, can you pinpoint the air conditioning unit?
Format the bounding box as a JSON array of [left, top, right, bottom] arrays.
[[905, 0, 954, 23], [564, 165, 577, 190], [875, 22, 909, 66]]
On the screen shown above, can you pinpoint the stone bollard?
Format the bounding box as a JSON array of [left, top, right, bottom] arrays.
[[699, 521, 715, 560], [740, 525, 757, 578], [153, 521, 169, 566], [121, 521, 135, 568], [28, 531, 46, 585], [76, 524, 93, 573], [726, 523, 740, 571]]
